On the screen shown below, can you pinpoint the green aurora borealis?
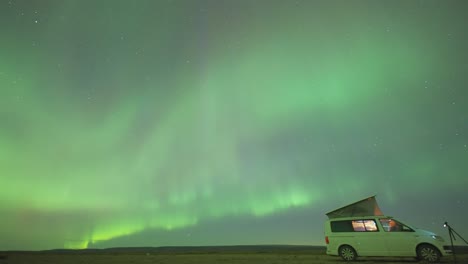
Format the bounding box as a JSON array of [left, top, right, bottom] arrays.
[[1, 0, 467, 250]]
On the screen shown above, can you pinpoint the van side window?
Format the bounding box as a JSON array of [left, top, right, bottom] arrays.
[[379, 219, 414, 232], [351, 220, 379, 232], [330, 220, 379, 232], [330, 220, 354, 232]]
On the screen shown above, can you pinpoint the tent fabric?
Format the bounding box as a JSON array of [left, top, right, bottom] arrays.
[[326, 195, 384, 219]]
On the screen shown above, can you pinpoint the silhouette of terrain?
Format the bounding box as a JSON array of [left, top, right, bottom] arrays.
[[1, 245, 467, 264]]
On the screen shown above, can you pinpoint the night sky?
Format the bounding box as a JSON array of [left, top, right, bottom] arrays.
[[1, 0, 467, 250]]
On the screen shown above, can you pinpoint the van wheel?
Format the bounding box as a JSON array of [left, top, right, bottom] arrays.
[[417, 244, 440, 263], [339, 245, 357, 261]]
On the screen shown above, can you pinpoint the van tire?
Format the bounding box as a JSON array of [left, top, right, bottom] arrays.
[[417, 244, 440, 263], [339, 245, 357, 261]]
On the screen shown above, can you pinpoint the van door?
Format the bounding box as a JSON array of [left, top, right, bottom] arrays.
[[378, 218, 418, 256], [350, 219, 388, 256]]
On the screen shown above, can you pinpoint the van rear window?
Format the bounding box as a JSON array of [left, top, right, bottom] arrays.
[[331, 219, 379, 232]]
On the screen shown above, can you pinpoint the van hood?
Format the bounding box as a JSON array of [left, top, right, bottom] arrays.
[[415, 228, 445, 242], [416, 228, 436, 236]]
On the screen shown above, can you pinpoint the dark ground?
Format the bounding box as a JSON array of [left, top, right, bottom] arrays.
[[1, 246, 467, 264]]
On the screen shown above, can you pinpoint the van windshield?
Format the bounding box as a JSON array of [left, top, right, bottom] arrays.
[[379, 218, 414, 232]]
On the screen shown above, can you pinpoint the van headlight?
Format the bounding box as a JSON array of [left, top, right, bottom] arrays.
[[431, 235, 444, 242]]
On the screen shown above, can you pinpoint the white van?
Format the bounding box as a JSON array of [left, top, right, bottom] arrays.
[[324, 215, 452, 262]]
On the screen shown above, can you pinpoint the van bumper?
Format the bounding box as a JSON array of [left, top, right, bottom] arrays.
[[326, 247, 338, 256], [442, 245, 453, 255]]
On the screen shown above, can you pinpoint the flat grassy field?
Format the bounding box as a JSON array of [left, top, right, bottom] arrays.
[[1, 246, 467, 264]]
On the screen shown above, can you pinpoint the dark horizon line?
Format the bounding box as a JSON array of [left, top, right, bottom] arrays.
[[3, 245, 468, 254], [2, 244, 326, 253]]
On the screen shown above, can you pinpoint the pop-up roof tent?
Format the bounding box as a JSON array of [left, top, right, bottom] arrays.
[[326, 195, 384, 219]]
